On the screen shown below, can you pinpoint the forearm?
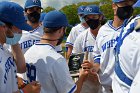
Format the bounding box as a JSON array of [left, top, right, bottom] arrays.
[[74, 75, 85, 93], [66, 45, 73, 59], [93, 63, 100, 73], [11, 43, 26, 73]]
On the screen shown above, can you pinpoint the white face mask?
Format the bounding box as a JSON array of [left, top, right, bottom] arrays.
[[79, 16, 86, 23], [6, 33, 22, 45]]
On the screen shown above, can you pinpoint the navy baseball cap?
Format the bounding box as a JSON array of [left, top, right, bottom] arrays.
[[84, 5, 102, 16], [112, 0, 125, 3], [0, 1, 32, 31], [24, 0, 42, 9], [43, 10, 69, 28], [78, 5, 86, 14], [39, 12, 47, 22], [133, 0, 140, 7]]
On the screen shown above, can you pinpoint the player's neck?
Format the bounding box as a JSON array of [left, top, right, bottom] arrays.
[[90, 25, 100, 37], [40, 35, 57, 47], [27, 21, 40, 29], [112, 16, 124, 28]]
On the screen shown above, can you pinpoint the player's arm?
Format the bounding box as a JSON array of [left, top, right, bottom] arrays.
[[13, 81, 41, 93], [11, 43, 26, 73], [66, 27, 76, 59]]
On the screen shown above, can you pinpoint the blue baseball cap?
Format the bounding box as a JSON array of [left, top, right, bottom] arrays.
[[112, 0, 125, 3], [0, 1, 32, 31], [39, 12, 47, 22], [133, 0, 140, 7], [43, 10, 69, 28], [78, 5, 86, 14], [84, 5, 102, 16], [24, 0, 42, 9]]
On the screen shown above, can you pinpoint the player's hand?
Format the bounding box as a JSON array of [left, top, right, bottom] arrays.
[[22, 81, 41, 93], [81, 60, 93, 70], [17, 77, 26, 89]]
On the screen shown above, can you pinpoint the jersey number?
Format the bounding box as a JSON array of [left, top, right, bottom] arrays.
[[26, 63, 36, 82]]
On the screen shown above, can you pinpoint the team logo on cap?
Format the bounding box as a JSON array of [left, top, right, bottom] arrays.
[[33, 0, 38, 3], [80, 7, 84, 11], [86, 7, 92, 12]]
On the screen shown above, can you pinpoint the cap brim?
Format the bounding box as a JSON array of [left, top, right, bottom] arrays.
[[133, 0, 140, 7], [14, 22, 33, 31], [78, 12, 84, 15], [84, 13, 102, 16], [25, 5, 43, 9], [0, 20, 5, 26]]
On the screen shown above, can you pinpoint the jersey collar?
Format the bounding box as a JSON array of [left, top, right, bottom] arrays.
[[35, 43, 56, 50], [108, 20, 123, 31]]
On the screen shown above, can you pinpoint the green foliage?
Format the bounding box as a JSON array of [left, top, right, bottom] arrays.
[[133, 7, 140, 16], [100, 4, 114, 20], [42, 6, 55, 13]]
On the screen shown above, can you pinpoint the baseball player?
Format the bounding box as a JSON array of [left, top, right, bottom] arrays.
[[112, 0, 140, 93], [0, 1, 40, 93], [82, 0, 136, 93], [66, 5, 88, 59], [73, 5, 103, 93], [24, 10, 89, 93], [19, 0, 62, 54]]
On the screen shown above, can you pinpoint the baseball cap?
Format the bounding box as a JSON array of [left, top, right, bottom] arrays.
[[133, 0, 140, 7], [0, 1, 32, 31], [78, 5, 86, 14], [43, 10, 69, 28], [84, 5, 102, 16], [112, 0, 125, 3], [24, 0, 42, 9], [39, 12, 47, 22]]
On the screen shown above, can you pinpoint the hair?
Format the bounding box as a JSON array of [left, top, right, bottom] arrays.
[[43, 27, 66, 34]]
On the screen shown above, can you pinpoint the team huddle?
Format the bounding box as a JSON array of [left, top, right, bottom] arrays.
[[0, 0, 140, 93]]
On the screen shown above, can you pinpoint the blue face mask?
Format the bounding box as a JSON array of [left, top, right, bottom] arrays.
[[79, 16, 85, 23], [6, 33, 22, 45]]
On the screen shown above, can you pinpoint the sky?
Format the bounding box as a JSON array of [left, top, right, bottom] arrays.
[[0, 0, 97, 9]]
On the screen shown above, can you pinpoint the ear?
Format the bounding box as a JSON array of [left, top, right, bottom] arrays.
[[112, 3, 117, 10]]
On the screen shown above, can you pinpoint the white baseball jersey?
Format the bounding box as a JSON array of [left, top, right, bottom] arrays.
[[66, 23, 87, 46], [0, 44, 18, 93], [24, 43, 76, 93], [73, 28, 95, 62], [93, 20, 123, 92], [112, 16, 140, 93], [73, 28, 100, 93], [19, 26, 62, 54]]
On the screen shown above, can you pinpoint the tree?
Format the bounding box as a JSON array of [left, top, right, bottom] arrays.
[[42, 6, 55, 13]]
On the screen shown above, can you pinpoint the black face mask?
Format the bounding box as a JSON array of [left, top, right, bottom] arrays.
[[116, 5, 133, 20], [57, 32, 65, 46], [27, 11, 40, 23], [86, 19, 100, 30]]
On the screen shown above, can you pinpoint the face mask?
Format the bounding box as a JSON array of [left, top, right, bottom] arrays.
[[6, 33, 22, 45], [86, 19, 100, 30], [79, 16, 86, 23], [116, 5, 133, 20], [27, 11, 40, 23], [57, 32, 65, 46]]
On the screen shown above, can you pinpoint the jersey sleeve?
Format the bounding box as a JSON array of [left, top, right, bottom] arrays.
[[72, 34, 83, 53], [55, 45, 62, 53], [51, 58, 77, 93], [129, 47, 140, 93], [66, 27, 76, 46]]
